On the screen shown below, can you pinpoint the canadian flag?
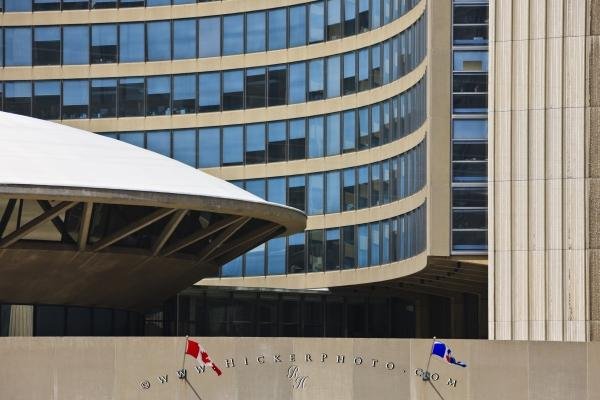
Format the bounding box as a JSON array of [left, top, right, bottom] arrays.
[[185, 339, 223, 376]]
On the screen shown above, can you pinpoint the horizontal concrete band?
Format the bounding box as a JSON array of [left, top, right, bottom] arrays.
[[58, 61, 427, 133], [0, 0, 425, 26]]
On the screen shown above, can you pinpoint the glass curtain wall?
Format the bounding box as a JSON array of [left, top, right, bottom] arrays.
[[451, 0, 488, 252]]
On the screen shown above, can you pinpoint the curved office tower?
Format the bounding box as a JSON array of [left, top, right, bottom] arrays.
[[0, 0, 487, 338]]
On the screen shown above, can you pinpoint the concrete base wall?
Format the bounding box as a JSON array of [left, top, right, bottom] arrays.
[[1, 337, 599, 400]]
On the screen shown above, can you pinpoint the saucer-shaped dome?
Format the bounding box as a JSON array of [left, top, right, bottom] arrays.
[[0, 112, 306, 310]]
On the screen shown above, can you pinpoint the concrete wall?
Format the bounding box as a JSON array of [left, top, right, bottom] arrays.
[[489, 0, 591, 341], [0, 337, 599, 400]]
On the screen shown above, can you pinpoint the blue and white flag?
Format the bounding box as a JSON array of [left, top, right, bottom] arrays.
[[431, 341, 467, 368]]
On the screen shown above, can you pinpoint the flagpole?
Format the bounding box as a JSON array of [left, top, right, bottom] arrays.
[[181, 334, 189, 371], [423, 336, 436, 381]]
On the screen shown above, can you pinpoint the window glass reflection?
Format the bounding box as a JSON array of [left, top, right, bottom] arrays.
[[5, 28, 32, 66], [91, 79, 117, 118], [222, 126, 243, 166], [268, 9, 287, 51], [309, 2, 325, 44], [5, 82, 32, 116], [246, 12, 266, 53], [245, 124, 266, 164], [33, 81, 60, 119], [223, 15, 244, 56], [199, 128, 221, 168], [118, 78, 144, 117], [33, 27, 60, 66], [146, 76, 171, 116], [267, 121, 287, 163], [91, 25, 117, 64], [198, 73, 221, 112], [119, 23, 144, 63], [173, 129, 196, 167], [173, 74, 196, 115], [147, 21, 171, 61], [63, 26, 89, 65], [62, 80, 89, 119], [198, 17, 221, 58], [174, 19, 197, 59]]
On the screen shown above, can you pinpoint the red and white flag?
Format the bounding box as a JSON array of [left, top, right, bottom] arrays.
[[185, 339, 222, 376]]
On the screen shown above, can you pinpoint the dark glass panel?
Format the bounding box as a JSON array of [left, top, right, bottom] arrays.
[[358, 0, 370, 33], [453, 93, 488, 113], [453, 142, 487, 161], [453, 5, 488, 24], [327, 0, 342, 41], [246, 68, 266, 109], [452, 230, 488, 252], [63, 0, 90, 10], [453, 209, 487, 230], [146, 76, 171, 116], [343, 52, 356, 95], [453, 74, 488, 93], [287, 233, 305, 274], [452, 187, 487, 208], [118, 78, 144, 117], [308, 230, 324, 272], [453, 25, 488, 46], [344, 0, 357, 36], [66, 307, 92, 336], [343, 168, 356, 211], [268, 65, 287, 106], [33, 27, 60, 66], [33, 81, 60, 119], [91, 25, 117, 64], [288, 176, 306, 213], [35, 306, 65, 336], [358, 166, 369, 209], [223, 70, 244, 111], [267, 121, 287, 163], [91, 79, 117, 118], [342, 225, 355, 269], [33, 0, 59, 12], [288, 119, 306, 160], [325, 228, 340, 271], [4, 82, 32, 116]]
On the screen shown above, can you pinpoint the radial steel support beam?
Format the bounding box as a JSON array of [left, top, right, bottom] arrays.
[[0, 199, 16, 238], [91, 208, 176, 252], [197, 217, 250, 262], [160, 215, 244, 257], [151, 209, 187, 256], [78, 202, 93, 251], [0, 201, 78, 249], [37, 200, 75, 243]]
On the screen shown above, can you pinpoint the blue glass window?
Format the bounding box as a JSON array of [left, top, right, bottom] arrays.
[[268, 65, 287, 107], [288, 232, 305, 274], [289, 119, 306, 160], [223, 15, 244, 56], [382, 220, 390, 263], [308, 116, 324, 158], [453, 51, 488, 72], [119, 78, 144, 117], [223, 70, 244, 111], [147, 131, 171, 157], [267, 121, 287, 162], [343, 52, 356, 95], [357, 224, 369, 267], [326, 171, 341, 213], [63, 26, 89, 65], [119, 23, 144, 63], [342, 225, 355, 269], [343, 110, 356, 152], [325, 228, 340, 270], [267, 237, 286, 275], [222, 126, 243, 166], [33, 27, 60, 66], [146, 76, 171, 116], [5, 0, 31, 11], [198, 17, 221, 58], [371, 162, 381, 206], [62, 80, 89, 119], [371, 44, 382, 87], [309, 2, 325, 44], [119, 132, 144, 148], [173, 129, 196, 167], [198, 128, 220, 168], [246, 244, 266, 276], [289, 5, 307, 47], [246, 12, 266, 53], [267, 177, 286, 205], [308, 230, 324, 272], [358, 48, 369, 90], [327, 0, 342, 40], [4, 82, 31, 116], [358, 0, 370, 32], [5, 28, 32, 66], [326, 114, 341, 156], [174, 19, 197, 59], [308, 174, 324, 215], [309, 59, 325, 101], [198, 72, 221, 112], [358, 107, 369, 149], [453, 119, 487, 140], [358, 166, 369, 208], [371, 0, 381, 29], [246, 179, 266, 199], [288, 176, 306, 212], [173, 74, 196, 115], [327, 56, 341, 98], [33, 81, 60, 119], [383, 41, 391, 84], [289, 63, 306, 104], [268, 9, 287, 51], [91, 79, 117, 118], [343, 168, 356, 211], [371, 104, 381, 146], [344, 0, 357, 36], [370, 222, 380, 266], [245, 124, 266, 164], [222, 256, 243, 277], [147, 21, 171, 61], [91, 25, 117, 64], [246, 68, 266, 109]]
